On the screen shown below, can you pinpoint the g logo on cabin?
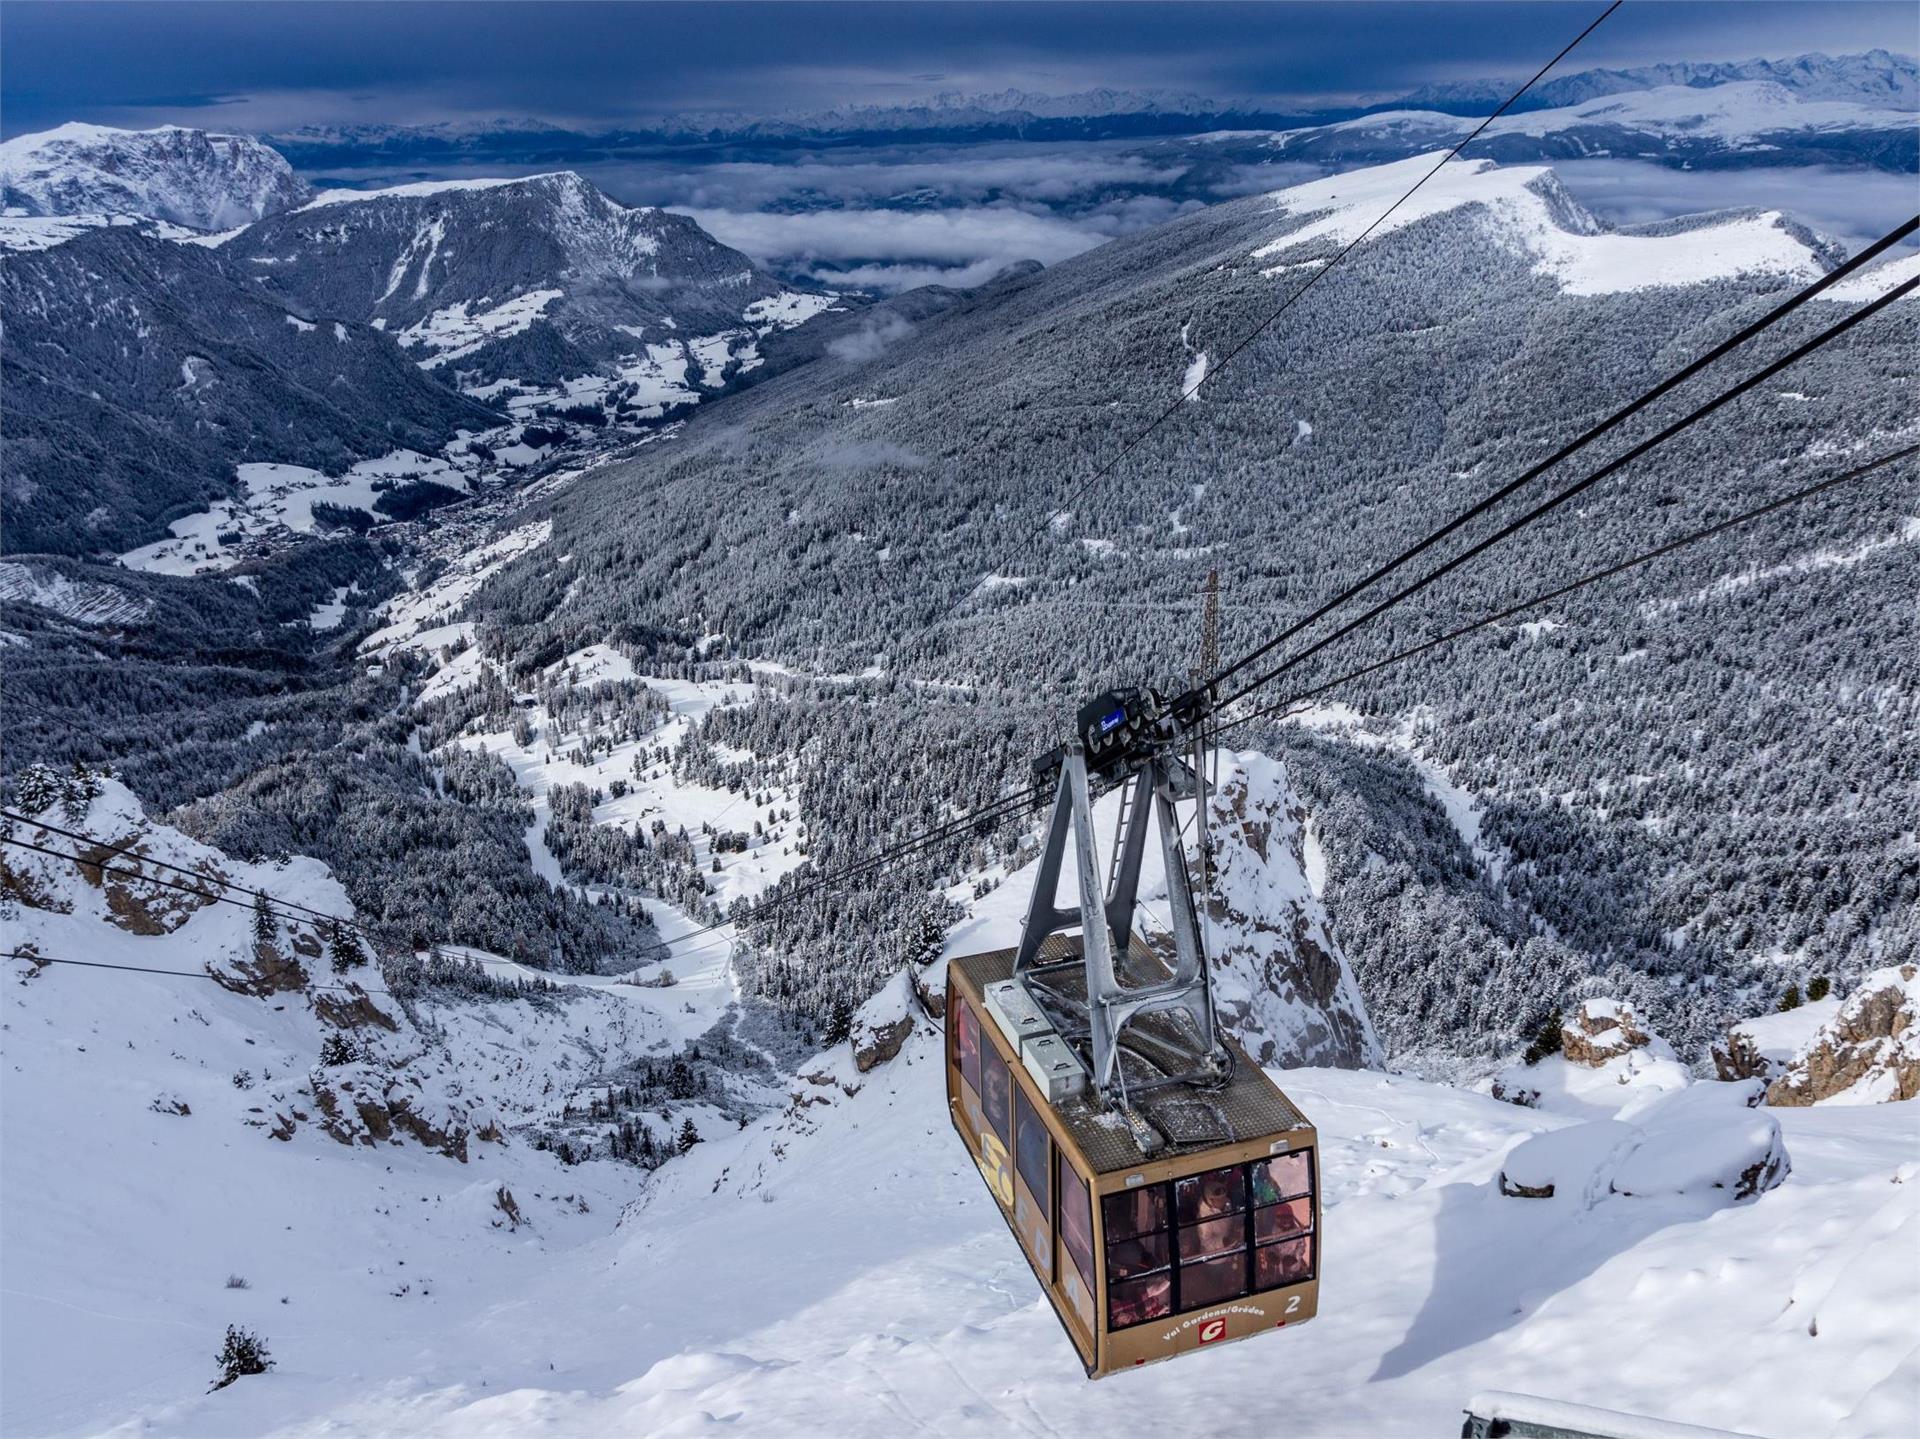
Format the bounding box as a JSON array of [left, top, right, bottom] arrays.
[[976, 1132, 1015, 1208]]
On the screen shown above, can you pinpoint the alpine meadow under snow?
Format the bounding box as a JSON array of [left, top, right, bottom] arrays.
[[2, 28, 1918, 1439]]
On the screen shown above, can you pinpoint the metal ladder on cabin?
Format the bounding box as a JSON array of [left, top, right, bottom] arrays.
[[1105, 780, 1136, 894]]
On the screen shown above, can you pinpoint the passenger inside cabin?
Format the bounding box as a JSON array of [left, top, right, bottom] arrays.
[[1108, 1273, 1172, 1328]]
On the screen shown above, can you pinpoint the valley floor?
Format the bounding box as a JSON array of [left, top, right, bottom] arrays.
[[4, 978, 1914, 1438]]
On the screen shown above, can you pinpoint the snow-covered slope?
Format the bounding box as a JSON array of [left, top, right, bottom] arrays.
[[15, 1012, 1914, 1436], [225, 171, 840, 412], [6, 770, 1917, 1435], [1252, 154, 1829, 296], [0, 122, 310, 230]]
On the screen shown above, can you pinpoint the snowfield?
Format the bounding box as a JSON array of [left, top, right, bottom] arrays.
[[5, 991, 1915, 1437], [118, 450, 481, 577]]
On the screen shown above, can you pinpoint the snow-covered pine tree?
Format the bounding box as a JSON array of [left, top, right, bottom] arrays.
[[209, 1325, 272, 1391], [12, 762, 62, 816], [328, 921, 367, 972], [251, 893, 276, 952]]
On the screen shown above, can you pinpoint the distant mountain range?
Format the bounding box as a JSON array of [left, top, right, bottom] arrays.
[[1396, 47, 1918, 112], [256, 49, 1915, 163], [1259, 77, 1919, 173]]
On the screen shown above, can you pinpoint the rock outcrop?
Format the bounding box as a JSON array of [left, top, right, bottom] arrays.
[[1205, 754, 1381, 1069], [850, 970, 920, 1072], [1764, 966, 1920, 1106], [1560, 998, 1653, 1067], [306, 1063, 474, 1162], [1711, 998, 1842, 1086], [1491, 998, 1691, 1116]]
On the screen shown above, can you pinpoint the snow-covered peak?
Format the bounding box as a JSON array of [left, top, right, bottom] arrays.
[[1255, 154, 1826, 296], [0, 122, 310, 231]]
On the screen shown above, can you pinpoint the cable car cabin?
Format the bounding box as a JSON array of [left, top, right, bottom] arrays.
[[946, 941, 1320, 1378]]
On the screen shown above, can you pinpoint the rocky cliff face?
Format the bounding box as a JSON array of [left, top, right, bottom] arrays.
[[1204, 753, 1381, 1069], [1761, 966, 1920, 1106]]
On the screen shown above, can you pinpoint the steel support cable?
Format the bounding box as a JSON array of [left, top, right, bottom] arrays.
[[1199, 211, 1920, 701], [1210, 442, 1920, 740], [718, 783, 1049, 932], [1213, 271, 1920, 714], [2, 778, 1047, 962], [0, 806, 403, 946], [2, 946, 396, 996], [927, 0, 1623, 629]]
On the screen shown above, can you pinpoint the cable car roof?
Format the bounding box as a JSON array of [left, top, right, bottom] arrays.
[[951, 944, 1311, 1175]]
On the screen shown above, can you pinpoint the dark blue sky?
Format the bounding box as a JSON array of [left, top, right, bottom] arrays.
[[3, 1, 1912, 137]]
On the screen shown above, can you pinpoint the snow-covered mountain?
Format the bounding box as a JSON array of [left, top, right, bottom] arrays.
[[1396, 47, 1919, 112], [0, 122, 311, 230], [0, 226, 498, 557], [1, 159, 862, 558], [225, 172, 840, 411], [1268, 79, 1919, 172], [1251, 154, 1839, 295]]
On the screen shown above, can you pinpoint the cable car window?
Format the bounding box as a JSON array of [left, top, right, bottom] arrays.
[[1254, 1235, 1313, 1290], [1106, 1230, 1170, 1282], [1059, 1154, 1095, 1293], [1101, 1186, 1166, 1243], [1180, 1252, 1250, 1310], [1177, 1216, 1246, 1263], [1175, 1165, 1245, 1224], [1251, 1152, 1310, 1206], [1108, 1273, 1173, 1329], [1014, 1086, 1049, 1204], [955, 997, 981, 1096], [1251, 1150, 1316, 1293], [981, 1044, 1012, 1146], [1103, 1182, 1173, 1329], [1253, 1197, 1312, 1244]]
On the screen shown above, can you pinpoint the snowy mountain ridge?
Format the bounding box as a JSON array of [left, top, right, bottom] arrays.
[[0, 122, 310, 230], [226, 168, 842, 415], [1252, 155, 1834, 296]]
